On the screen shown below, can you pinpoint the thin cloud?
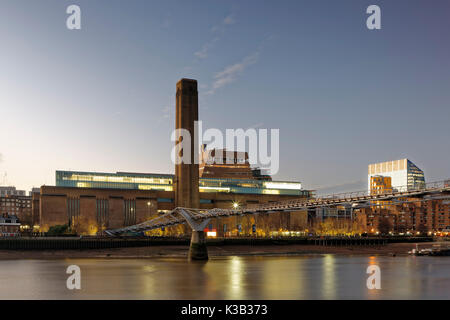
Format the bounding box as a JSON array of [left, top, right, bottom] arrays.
[[194, 37, 219, 59], [194, 49, 208, 59], [206, 51, 259, 95], [159, 103, 175, 123], [195, 14, 236, 60], [204, 35, 274, 95]]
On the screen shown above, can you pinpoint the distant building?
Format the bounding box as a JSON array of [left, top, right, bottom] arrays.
[[0, 186, 26, 197], [0, 214, 20, 236], [315, 206, 352, 220], [0, 195, 32, 228], [355, 198, 450, 234], [30, 187, 41, 196], [370, 176, 393, 195], [368, 159, 425, 193]]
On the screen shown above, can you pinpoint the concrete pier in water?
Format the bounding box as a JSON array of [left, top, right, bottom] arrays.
[[178, 209, 210, 260], [189, 231, 208, 260]]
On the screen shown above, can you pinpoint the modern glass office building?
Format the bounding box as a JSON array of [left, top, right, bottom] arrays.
[[56, 170, 310, 197], [368, 159, 426, 192]]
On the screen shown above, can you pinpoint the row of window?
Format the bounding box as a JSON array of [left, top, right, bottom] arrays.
[[124, 200, 136, 226], [0, 191, 26, 196], [66, 198, 137, 227], [67, 198, 80, 225], [0, 199, 31, 204], [0, 204, 31, 208], [97, 199, 109, 227], [0, 207, 29, 212]]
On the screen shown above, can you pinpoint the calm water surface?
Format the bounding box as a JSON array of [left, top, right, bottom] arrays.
[[0, 255, 449, 299]]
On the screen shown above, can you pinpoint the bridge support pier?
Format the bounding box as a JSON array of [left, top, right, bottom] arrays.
[[179, 209, 211, 261], [189, 230, 208, 260]]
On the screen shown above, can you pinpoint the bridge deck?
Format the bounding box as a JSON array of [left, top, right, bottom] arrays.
[[105, 181, 450, 236]]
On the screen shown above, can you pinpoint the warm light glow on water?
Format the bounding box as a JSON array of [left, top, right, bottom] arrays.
[[262, 257, 307, 299], [229, 257, 243, 299], [322, 255, 336, 299], [0, 256, 449, 299]]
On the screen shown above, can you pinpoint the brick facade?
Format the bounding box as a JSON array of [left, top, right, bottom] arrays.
[[35, 186, 308, 235]]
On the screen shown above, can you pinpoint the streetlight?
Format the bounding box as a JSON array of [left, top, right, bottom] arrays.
[[232, 202, 240, 209], [147, 201, 152, 217]]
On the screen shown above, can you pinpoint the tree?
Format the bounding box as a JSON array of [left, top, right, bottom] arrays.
[[396, 224, 407, 234], [378, 217, 391, 235], [417, 223, 428, 236], [19, 212, 33, 230], [47, 224, 70, 236]]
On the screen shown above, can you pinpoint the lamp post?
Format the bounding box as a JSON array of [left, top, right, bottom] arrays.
[[147, 201, 152, 218]]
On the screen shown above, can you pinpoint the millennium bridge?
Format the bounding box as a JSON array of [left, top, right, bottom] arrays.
[[105, 179, 450, 259]]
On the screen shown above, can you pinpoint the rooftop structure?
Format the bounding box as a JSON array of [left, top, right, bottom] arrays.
[[199, 145, 271, 181], [0, 186, 26, 197], [368, 159, 425, 192], [55, 170, 307, 197]]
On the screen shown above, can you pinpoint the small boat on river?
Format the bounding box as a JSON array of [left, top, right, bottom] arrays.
[[409, 244, 450, 256]]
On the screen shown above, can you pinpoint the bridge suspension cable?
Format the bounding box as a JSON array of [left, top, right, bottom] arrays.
[[105, 179, 450, 236]]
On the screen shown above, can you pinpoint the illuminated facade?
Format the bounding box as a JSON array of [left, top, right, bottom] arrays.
[[370, 176, 392, 195], [28, 170, 312, 234], [368, 159, 425, 193], [355, 198, 450, 234], [35, 79, 313, 235], [363, 160, 450, 234], [56, 171, 174, 192], [56, 170, 308, 197], [369, 176, 393, 209]]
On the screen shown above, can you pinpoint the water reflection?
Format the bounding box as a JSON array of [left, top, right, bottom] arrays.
[[260, 257, 308, 299], [0, 256, 449, 300], [321, 255, 336, 299], [366, 256, 380, 299], [229, 257, 243, 299]]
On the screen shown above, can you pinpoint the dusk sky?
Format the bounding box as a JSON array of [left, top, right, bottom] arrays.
[[0, 0, 449, 193]]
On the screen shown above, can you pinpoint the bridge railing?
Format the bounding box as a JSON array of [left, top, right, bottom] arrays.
[[242, 179, 449, 213], [313, 179, 448, 201], [105, 179, 449, 235]]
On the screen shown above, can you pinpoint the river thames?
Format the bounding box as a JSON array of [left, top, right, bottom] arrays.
[[0, 255, 449, 299]]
